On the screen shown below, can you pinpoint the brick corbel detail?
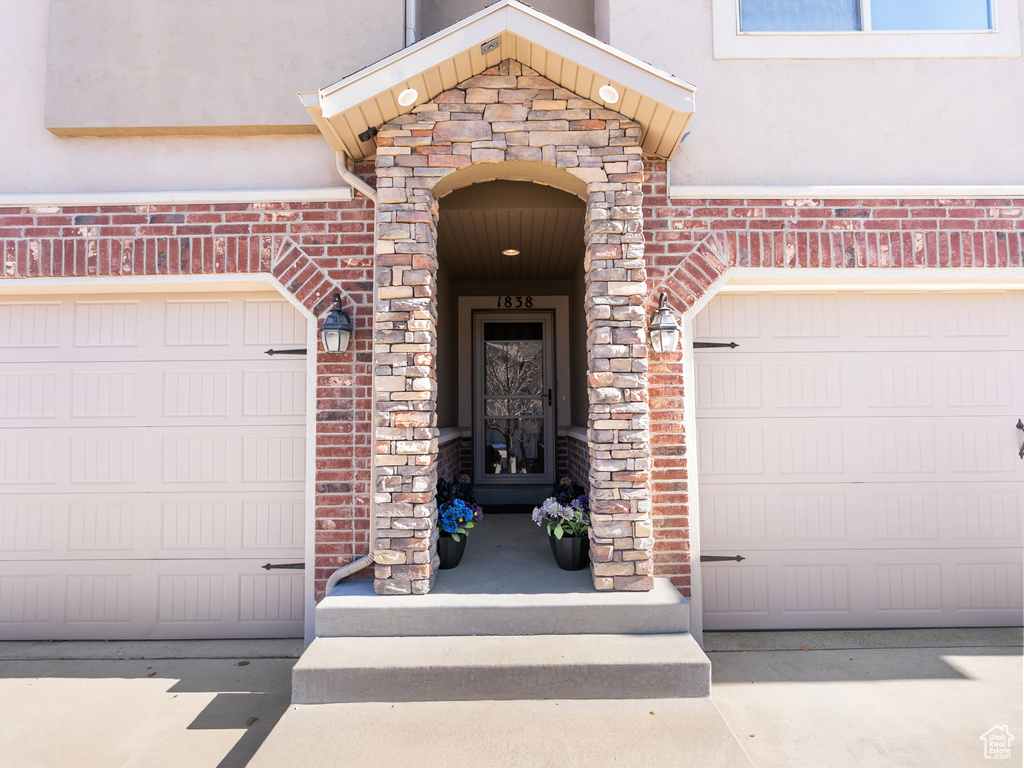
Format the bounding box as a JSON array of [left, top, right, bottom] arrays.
[[0, 199, 378, 602]]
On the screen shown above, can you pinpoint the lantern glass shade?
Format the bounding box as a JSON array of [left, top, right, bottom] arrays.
[[320, 293, 353, 354], [648, 293, 680, 354]]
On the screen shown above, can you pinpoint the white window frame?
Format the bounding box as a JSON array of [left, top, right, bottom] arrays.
[[713, 0, 1021, 59]]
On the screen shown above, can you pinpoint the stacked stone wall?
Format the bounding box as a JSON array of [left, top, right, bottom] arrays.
[[371, 58, 654, 592]]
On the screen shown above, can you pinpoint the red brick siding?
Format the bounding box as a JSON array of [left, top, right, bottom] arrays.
[[556, 435, 568, 480], [566, 434, 589, 490], [459, 437, 473, 477], [437, 436, 462, 483], [641, 158, 1024, 598], [0, 195, 377, 602], [3, 160, 1020, 603]]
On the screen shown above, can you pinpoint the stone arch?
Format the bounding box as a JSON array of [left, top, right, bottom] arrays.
[[371, 59, 654, 595], [431, 160, 588, 201]]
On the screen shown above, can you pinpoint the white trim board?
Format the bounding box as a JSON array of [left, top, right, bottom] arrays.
[[0, 188, 353, 207], [678, 266, 1024, 324], [669, 184, 1024, 199]]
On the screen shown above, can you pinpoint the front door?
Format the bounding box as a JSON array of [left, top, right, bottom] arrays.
[[473, 313, 555, 488]]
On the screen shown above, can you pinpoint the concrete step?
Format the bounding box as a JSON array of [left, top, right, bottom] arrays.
[[292, 632, 710, 704], [248, 697, 755, 768], [316, 577, 691, 637]]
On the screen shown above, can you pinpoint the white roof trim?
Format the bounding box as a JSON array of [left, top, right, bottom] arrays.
[[305, 0, 696, 161], [670, 184, 1024, 199], [0, 187, 353, 207]]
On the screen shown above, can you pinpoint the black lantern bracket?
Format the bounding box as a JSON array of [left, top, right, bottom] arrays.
[[319, 292, 354, 354], [648, 292, 682, 354]]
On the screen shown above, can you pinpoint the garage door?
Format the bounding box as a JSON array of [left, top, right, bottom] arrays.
[[696, 290, 1024, 630], [0, 291, 307, 639]]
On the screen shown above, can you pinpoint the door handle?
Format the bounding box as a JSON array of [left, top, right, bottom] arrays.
[[547, 388, 552, 407], [1017, 419, 1024, 460]]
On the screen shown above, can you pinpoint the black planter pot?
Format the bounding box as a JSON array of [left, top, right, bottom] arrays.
[[548, 532, 590, 571], [437, 533, 467, 569]]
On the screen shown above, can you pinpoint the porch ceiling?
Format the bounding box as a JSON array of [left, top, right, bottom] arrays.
[[438, 181, 584, 282], [298, 0, 696, 163]]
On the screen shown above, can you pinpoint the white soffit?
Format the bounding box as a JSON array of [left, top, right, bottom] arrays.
[[300, 0, 696, 161]]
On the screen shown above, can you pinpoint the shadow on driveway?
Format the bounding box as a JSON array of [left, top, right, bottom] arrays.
[[0, 640, 302, 768]]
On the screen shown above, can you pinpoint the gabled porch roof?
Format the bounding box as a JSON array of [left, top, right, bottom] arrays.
[[299, 0, 696, 162]]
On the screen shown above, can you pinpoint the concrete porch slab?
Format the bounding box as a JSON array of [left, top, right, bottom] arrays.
[[247, 697, 755, 768], [318, 514, 690, 637]]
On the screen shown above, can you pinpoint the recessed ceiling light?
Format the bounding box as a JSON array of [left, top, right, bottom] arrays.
[[502, 248, 520, 256], [598, 84, 620, 104], [397, 88, 419, 107]]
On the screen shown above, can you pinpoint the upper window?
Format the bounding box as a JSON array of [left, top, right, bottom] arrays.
[[740, 0, 992, 33], [712, 0, 1020, 58]]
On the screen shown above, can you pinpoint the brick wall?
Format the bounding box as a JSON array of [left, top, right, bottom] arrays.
[[641, 158, 1024, 597], [3, 161, 1019, 605], [0, 197, 377, 602], [566, 434, 590, 490], [437, 435, 462, 484]]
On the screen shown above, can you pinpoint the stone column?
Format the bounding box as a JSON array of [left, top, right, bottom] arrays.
[[372, 135, 442, 595], [584, 147, 655, 591]]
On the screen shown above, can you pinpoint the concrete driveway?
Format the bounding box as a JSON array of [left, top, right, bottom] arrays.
[[0, 629, 1019, 768], [0, 639, 303, 768], [707, 628, 1023, 768]]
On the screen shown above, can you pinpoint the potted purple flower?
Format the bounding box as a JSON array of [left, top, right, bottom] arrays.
[[532, 478, 590, 570], [436, 475, 483, 569]]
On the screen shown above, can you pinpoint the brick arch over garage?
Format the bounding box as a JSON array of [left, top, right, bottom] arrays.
[[371, 59, 655, 595], [640, 158, 1024, 599], [0, 204, 377, 604]]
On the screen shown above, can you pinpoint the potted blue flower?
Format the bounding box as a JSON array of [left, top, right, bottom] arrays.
[[436, 475, 483, 569], [532, 478, 590, 570]]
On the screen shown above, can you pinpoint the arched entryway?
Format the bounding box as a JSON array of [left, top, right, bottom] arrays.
[[370, 61, 653, 595], [434, 180, 587, 507]]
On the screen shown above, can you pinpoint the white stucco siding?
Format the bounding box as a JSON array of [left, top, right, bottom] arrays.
[[46, 0, 406, 133], [2, 0, 1021, 192], [0, 0, 351, 194], [607, 0, 1024, 186]]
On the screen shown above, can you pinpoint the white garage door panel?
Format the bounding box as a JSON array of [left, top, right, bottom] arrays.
[[703, 549, 1024, 630], [698, 416, 1019, 484], [0, 291, 308, 640], [0, 426, 304, 493], [0, 560, 304, 640], [694, 291, 1018, 353], [0, 296, 306, 362], [696, 351, 1022, 418], [698, 290, 1024, 630], [0, 361, 304, 429], [701, 482, 1022, 552], [0, 493, 304, 561]]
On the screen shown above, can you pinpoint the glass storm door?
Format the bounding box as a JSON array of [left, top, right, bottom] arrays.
[[474, 313, 555, 485]]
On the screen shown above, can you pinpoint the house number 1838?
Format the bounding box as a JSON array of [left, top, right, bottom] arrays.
[[497, 296, 533, 308]]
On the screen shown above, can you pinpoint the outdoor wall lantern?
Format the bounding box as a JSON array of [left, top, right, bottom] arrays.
[[648, 293, 681, 354], [319, 293, 353, 354]]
